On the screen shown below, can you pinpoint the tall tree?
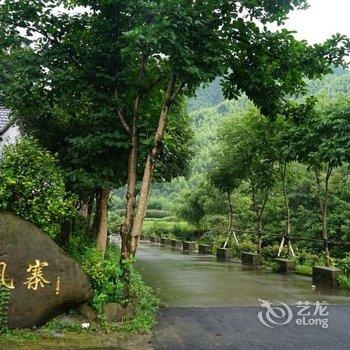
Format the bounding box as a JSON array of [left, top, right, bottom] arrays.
[[296, 94, 350, 265], [272, 100, 316, 257], [208, 148, 243, 245], [218, 107, 277, 252]]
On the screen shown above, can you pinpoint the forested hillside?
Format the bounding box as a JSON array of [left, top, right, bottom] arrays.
[[188, 69, 350, 174]]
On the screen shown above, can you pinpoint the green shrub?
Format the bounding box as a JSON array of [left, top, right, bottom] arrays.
[[142, 220, 193, 240], [295, 264, 313, 277], [270, 262, 280, 273], [292, 249, 324, 277], [74, 247, 124, 313], [144, 216, 177, 222], [232, 240, 257, 258], [115, 208, 172, 220], [108, 212, 123, 233], [295, 250, 322, 267], [197, 228, 229, 250], [337, 275, 350, 290], [261, 244, 290, 267], [336, 254, 350, 290], [119, 272, 159, 333], [68, 229, 124, 313], [0, 139, 76, 238], [68, 233, 159, 332], [147, 196, 167, 210], [42, 319, 84, 333], [337, 254, 350, 276]]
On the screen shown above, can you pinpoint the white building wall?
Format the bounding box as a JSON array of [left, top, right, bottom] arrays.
[[0, 124, 20, 157]]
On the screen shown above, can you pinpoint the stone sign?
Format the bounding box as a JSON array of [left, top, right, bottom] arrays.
[[0, 212, 93, 328]]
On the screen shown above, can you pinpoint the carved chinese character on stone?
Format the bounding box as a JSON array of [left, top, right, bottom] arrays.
[[56, 276, 60, 295], [23, 260, 50, 291], [0, 262, 15, 289]]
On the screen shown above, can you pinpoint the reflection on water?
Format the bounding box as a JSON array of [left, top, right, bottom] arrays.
[[136, 243, 350, 307]]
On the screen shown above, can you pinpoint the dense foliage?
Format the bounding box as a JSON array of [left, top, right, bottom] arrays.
[[0, 139, 75, 238], [68, 232, 159, 332]]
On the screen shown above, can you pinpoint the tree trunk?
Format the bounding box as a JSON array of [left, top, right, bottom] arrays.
[[118, 56, 146, 286], [96, 187, 110, 257], [79, 198, 89, 219], [280, 163, 291, 237], [257, 190, 268, 254], [58, 220, 71, 248], [223, 191, 234, 248], [227, 191, 234, 233], [315, 166, 332, 267], [86, 195, 94, 231], [120, 131, 138, 285], [129, 74, 177, 255], [257, 218, 263, 254], [280, 162, 293, 257], [249, 173, 267, 254], [92, 190, 102, 238]]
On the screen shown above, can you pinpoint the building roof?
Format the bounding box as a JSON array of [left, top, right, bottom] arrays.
[[0, 107, 11, 132]]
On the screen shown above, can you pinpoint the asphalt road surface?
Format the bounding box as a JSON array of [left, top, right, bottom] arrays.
[[151, 305, 350, 350], [136, 244, 350, 350]]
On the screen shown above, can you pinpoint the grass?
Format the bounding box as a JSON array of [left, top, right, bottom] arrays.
[[0, 329, 40, 344]]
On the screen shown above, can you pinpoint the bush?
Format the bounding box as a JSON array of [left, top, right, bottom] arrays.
[[261, 244, 290, 267], [337, 275, 350, 290], [147, 197, 167, 210], [108, 212, 123, 233], [295, 250, 322, 267], [295, 265, 313, 277], [232, 240, 257, 258], [71, 245, 124, 313], [142, 220, 194, 240], [120, 272, 159, 332], [42, 319, 84, 333], [337, 254, 350, 276], [0, 139, 75, 238], [290, 249, 323, 277], [197, 227, 229, 250], [68, 232, 159, 332], [144, 216, 177, 222], [336, 254, 350, 290]]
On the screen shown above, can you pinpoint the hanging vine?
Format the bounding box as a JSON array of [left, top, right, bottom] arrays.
[[0, 284, 10, 333]]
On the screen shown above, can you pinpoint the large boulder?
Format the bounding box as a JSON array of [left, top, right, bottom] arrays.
[[0, 212, 93, 328]]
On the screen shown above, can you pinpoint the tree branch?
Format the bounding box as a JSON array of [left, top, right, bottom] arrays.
[[114, 89, 131, 134]]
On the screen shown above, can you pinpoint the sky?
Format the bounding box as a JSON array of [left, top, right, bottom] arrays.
[[285, 0, 350, 44]]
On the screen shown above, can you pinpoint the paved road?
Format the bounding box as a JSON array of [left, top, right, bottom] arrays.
[[151, 306, 350, 350], [136, 244, 350, 350]]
